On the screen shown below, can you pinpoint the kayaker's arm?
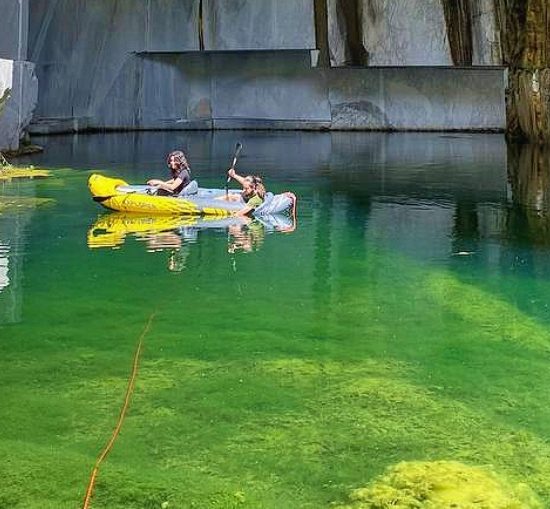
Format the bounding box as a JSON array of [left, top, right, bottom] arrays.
[[147, 177, 182, 194], [234, 194, 263, 217], [227, 168, 247, 187], [234, 205, 254, 217]]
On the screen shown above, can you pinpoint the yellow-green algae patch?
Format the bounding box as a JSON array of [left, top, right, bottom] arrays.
[[0, 163, 50, 180], [336, 460, 542, 508], [426, 272, 550, 352]]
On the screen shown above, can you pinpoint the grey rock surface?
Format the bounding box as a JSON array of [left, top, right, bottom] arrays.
[[0, 0, 28, 61], [471, 0, 501, 65], [0, 59, 38, 151], [360, 0, 452, 66], [327, 0, 502, 67], [27, 0, 316, 122], [202, 0, 315, 50], [145, 0, 200, 51], [329, 67, 505, 130], [29, 0, 148, 119], [210, 52, 330, 124], [326, 0, 347, 67], [30, 49, 506, 132], [21, 0, 505, 133]]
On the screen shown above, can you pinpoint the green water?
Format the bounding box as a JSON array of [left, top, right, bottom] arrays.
[[2, 132, 550, 508]]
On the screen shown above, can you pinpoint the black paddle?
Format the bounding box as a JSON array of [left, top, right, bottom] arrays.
[[226, 142, 243, 197]]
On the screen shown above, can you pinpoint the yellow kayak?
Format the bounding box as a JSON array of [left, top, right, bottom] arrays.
[[88, 174, 239, 216]]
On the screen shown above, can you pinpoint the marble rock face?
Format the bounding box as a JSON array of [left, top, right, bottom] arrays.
[[328, 67, 505, 130], [27, 0, 316, 126], [22, 0, 505, 132], [326, 0, 347, 67], [202, 0, 315, 50], [327, 0, 501, 67], [0, 0, 29, 61], [0, 59, 38, 151], [360, 0, 452, 65], [327, 0, 452, 66], [471, 0, 502, 65]]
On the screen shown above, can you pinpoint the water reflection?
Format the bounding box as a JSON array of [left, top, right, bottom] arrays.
[[0, 205, 36, 324], [0, 240, 10, 293], [87, 214, 190, 250], [507, 143, 550, 245], [451, 200, 480, 255], [508, 144, 550, 212], [87, 212, 297, 270], [21, 131, 550, 271], [227, 221, 264, 254], [0, 180, 56, 324]]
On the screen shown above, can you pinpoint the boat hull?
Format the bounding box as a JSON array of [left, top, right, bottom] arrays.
[[89, 174, 240, 216], [89, 173, 296, 217]]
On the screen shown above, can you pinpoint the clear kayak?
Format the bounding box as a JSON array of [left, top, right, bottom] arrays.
[[88, 174, 297, 217]]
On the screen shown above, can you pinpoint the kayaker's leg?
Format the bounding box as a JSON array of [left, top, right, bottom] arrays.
[[215, 193, 240, 202]]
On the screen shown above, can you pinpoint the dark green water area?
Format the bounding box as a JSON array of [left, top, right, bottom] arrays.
[[1, 132, 550, 508]]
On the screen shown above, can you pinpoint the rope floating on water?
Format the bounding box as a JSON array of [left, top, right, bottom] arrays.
[[82, 312, 156, 509]]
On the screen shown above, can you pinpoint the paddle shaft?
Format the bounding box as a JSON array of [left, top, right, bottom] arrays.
[[226, 142, 242, 196]]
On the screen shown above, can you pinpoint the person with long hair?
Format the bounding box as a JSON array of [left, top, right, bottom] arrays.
[[147, 150, 192, 196], [218, 168, 266, 216]]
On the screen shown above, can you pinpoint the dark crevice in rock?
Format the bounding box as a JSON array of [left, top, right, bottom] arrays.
[[441, 0, 473, 65], [335, 0, 368, 66], [314, 0, 330, 66], [198, 0, 204, 51]]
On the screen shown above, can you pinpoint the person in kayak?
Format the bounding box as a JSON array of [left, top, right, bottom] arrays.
[[147, 150, 192, 196], [218, 168, 265, 216]]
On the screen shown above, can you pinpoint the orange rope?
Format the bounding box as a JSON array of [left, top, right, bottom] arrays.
[[82, 312, 156, 509]]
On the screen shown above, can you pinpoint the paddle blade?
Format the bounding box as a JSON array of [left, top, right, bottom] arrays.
[[227, 142, 243, 185], [234, 142, 243, 158], [231, 142, 243, 168]]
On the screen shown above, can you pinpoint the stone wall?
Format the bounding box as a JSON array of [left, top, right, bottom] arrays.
[[327, 0, 452, 67], [23, 0, 506, 135], [328, 67, 505, 130], [359, 0, 452, 66], [202, 0, 315, 50], [471, 0, 501, 65], [0, 0, 37, 151], [30, 51, 506, 133], [0, 59, 38, 151], [0, 0, 28, 61], [27, 0, 315, 122], [326, 0, 502, 67]]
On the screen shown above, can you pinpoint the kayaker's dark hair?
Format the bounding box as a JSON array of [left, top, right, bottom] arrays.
[[166, 150, 190, 173], [253, 176, 266, 199]]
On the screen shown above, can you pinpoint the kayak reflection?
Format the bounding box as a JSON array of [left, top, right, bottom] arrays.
[[87, 212, 296, 268]]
